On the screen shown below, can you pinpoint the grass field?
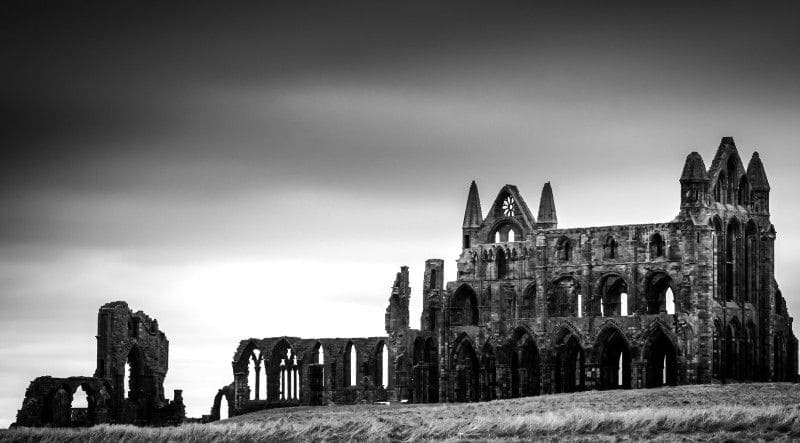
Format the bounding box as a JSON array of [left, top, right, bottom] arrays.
[[3, 383, 800, 442]]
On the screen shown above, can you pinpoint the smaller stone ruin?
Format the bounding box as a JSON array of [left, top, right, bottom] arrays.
[[12, 301, 185, 427]]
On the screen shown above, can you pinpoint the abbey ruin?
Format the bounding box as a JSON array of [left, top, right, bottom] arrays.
[[13, 302, 186, 427], [210, 137, 797, 419]]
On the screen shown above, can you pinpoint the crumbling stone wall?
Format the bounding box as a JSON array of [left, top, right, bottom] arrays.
[[13, 302, 185, 427]]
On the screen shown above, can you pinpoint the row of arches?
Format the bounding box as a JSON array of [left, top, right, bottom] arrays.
[[238, 339, 390, 406], [476, 232, 668, 278], [449, 273, 677, 326], [437, 324, 679, 403]]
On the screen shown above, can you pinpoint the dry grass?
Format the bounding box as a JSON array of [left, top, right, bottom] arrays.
[[3, 383, 800, 442]]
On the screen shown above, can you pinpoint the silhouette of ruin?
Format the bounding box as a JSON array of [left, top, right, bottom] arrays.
[[13, 302, 185, 427], [207, 137, 797, 420]]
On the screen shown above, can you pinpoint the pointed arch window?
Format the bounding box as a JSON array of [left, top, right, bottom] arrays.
[[557, 236, 573, 262], [603, 236, 618, 259], [649, 233, 665, 258]]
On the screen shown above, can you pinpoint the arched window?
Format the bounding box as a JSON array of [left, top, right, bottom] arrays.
[[123, 361, 131, 399], [649, 233, 665, 258], [726, 157, 738, 204], [72, 386, 89, 409], [557, 236, 573, 262], [715, 171, 727, 203], [219, 394, 228, 419], [248, 350, 263, 400], [725, 219, 741, 302], [521, 284, 536, 318], [603, 236, 618, 259], [645, 272, 672, 315], [376, 343, 389, 388], [496, 248, 508, 279], [599, 275, 627, 317], [451, 285, 479, 326], [549, 277, 579, 317], [711, 216, 724, 301], [665, 288, 675, 315], [744, 221, 758, 304], [738, 176, 750, 206], [346, 343, 358, 387]]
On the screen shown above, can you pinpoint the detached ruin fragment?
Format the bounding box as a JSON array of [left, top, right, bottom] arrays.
[[13, 302, 185, 427]]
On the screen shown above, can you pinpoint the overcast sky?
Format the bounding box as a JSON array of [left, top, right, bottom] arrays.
[[2, 0, 800, 425]]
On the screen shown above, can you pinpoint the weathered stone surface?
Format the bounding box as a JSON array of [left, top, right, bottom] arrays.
[[13, 302, 185, 427]]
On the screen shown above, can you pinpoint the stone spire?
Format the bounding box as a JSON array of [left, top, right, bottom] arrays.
[[747, 152, 770, 191], [536, 182, 557, 229], [680, 152, 709, 182], [462, 180, 483, 229]]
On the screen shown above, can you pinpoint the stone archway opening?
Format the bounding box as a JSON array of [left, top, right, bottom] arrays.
[[645, 329, 678, 388], [596, 328, 631, 389]]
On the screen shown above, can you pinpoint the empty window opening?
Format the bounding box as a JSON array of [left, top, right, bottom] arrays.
[[665, 288, 675, 315], [508, 230, 515, 242], [219, 396, 228, 419], [430, 269, 437, 289], [618, 354, 624, 386], [662, 355, 667, 385], [495, 232, 501, 243], [577, 295, 582, 318], [72, 386, 88, 409], [650, 233, 665, 258], [381, 344, 389, 388], [620, 293, 628, 316], [601, 276, 627, 317], [646, 273, 673, 315], [549, 277, 579, 317], [248, 352, 262, 400], [496, 248, 508, 279], [123, 361, 131, 399], [604, 237, 618, 259], [348, 344, 358, 386], [463, 235, 470, 249], [558, 237, 573, 261]]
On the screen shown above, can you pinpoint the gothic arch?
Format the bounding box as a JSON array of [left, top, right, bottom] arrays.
[[594, 324, 632, 389], [487, 218, 525, 244], [712, 319, 723, 379], [642, 322, 678, 388], [556, 236, 573, 262], [411, 337, 438, 403], [711, 215, 725, 302], [725, 217, 742, 302], [643, 271, 676, 315], [507, 326, 541, 397], [550, 324, 585, 393], [596, 273, 628, 317], [450, 284, 480, 326], [480, 343, 498, 401], [726, 317, 742, 381], [548, 276, 580, 317], [451, 335, 479, 402], [520, 282, 537, 318]]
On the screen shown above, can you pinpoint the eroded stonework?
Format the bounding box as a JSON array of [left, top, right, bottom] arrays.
[[210, 137, 796, 419], [13, 302, 185, 427]]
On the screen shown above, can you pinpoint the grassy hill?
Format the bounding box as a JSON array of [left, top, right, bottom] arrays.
[[3, 383, 800, 442]]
